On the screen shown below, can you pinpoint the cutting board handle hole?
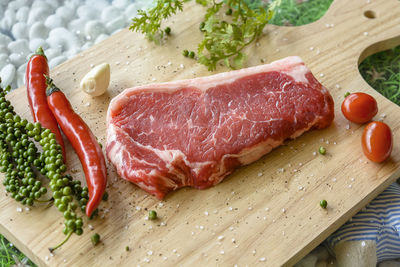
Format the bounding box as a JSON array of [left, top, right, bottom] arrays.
[[364, 10, 376, 19]]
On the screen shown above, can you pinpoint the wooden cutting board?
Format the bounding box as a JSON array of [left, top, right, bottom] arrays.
[[1, 0, 400, 266]]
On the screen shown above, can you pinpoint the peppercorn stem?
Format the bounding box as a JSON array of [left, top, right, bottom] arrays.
[[34, 198, 54, 203], [49, 231, 73, 253]]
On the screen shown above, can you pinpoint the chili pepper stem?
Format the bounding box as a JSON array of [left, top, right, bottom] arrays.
[[49, 231, 73, 253]]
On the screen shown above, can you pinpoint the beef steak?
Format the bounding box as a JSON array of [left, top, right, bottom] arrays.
[[106, 56, 334, 199]]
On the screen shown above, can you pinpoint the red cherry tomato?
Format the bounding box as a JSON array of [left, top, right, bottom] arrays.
[[341, 92, 378, 123], [362, 121, 392, 163]]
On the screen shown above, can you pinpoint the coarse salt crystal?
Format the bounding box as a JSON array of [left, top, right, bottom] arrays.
[[319, 73, 324, 77], [345, 124, 350, 130], [90, 63, 94, 68], [88, 224, 94, 230], [248, 207, 253, 210], [204, 211, 209, 216], [199, 225, 204, 230], [364, 32, 369, 36], [16, 207, 22, 212], [147, 251, 153, 256], [252, 250, 256, 255], [260, 257, 266, 262], [265, 207, 269, 211], [158, 202, 164, 207], [143, 258, 150, 262], [349, 184, 352, 188], [232, 238, 236, 243], [220, 250, 225, 255], [309, 47, 314, 51], [218, 235, 224, 241], [332, 178, 337, 182], [282, 208, 286, 213], [172, 249, 177, 253], [298, 186, 303, 190], [335, 84, 340, 89], [45, 256, 49, 261], [258, 172, 263, 177], [180, 64, 184, 69], [313, 151, 317, 156], [136, 206, 141, 211]]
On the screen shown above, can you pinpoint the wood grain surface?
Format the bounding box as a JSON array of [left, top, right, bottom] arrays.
[[1, 0, 400, 266]]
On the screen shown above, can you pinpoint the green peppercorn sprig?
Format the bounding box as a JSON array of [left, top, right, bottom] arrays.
[[0, 82, 88, 252]]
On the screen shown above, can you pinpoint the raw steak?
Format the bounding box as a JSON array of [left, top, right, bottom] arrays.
[[106, 56, 334, 199]]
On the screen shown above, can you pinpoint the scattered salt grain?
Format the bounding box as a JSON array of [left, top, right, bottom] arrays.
[[260, 257, 266, 262], [143, 258, 150, 263], [160, 222, 166, 226], [348, 184, 352, 188], [335, 84, 341, 89], [332, 178, 337, 182], [350, 177, 355, 182], [172, 249, 177, 253], [158, 202, 164, 207], [88, 224, 94, 230], [180, 64, 184, 69], [199, 225, 204, 230], [218, 235, 224, 241], [167, 61, 172, 66], [204, 211, 209, 216], [282, 208, 286, 213], [319, 73, 324, 77], [220, 250, 225, 255], [248, 207, 253, 211], [90, 63, 94, 68], [147, 250, 153, 256], [25, 207, 30, 211], [45, 256, 49, 261], [313, 151, 317, 156], [298, 186, 304, 191], [16, 207, 22, 212], [115, 61, 120, 65], [309, 47, 314, 51], [252, 250, 257, 255], [135, 206, 141, 211], [361, 241, 366, 247], [364, 32, 369, 36], [345, 124, 350, 130], [265, 207, 269, 211], [257, 172, 263, 177], [232, 238, 236, 243], [151, 77, 156, 81]]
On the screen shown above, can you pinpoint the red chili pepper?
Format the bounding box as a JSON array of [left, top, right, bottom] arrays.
[[26, 47, 66, 161], [45, 77, 107, 217]]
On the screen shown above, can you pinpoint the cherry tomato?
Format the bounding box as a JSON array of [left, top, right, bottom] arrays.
[[362, 121, 392, 163], [341, 92, 378, 123]]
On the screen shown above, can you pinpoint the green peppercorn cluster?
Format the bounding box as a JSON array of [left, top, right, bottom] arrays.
[[0, 86, 47, 205], [0, 83, 87, 242]]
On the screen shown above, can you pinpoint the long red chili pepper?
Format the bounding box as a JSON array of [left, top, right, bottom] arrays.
[[26, 47, 66, 161], [45, 76, 107, 217]]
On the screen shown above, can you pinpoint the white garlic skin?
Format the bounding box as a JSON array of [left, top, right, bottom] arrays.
[[80, 63, 110, 96]]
